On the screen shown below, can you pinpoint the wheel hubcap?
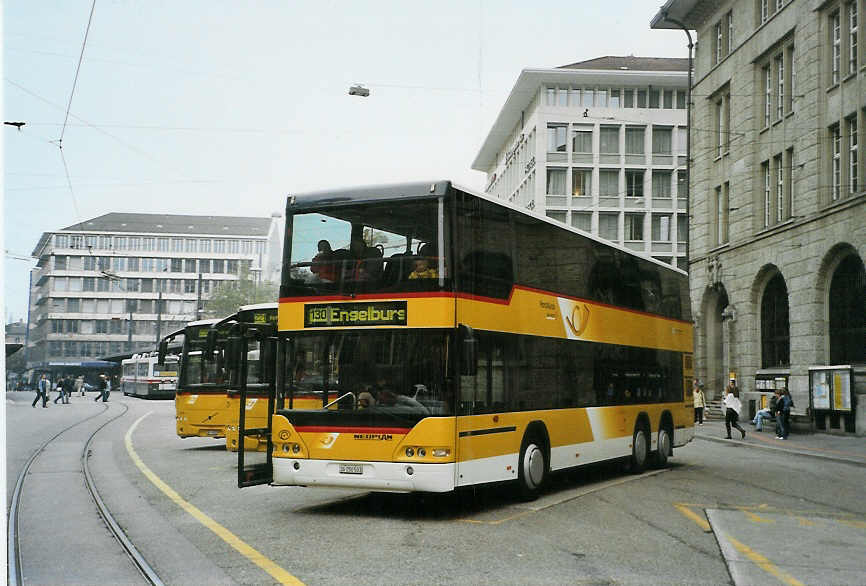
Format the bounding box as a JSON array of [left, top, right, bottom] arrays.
[[634, 432, 646, 464], [526, 445, 544, 487]]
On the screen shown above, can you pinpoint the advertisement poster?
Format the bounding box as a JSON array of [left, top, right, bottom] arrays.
[[833, 370, 852, 411], [812, 370, 830, 410]]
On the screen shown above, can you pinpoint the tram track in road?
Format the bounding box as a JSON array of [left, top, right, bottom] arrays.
[[7, 402, 164, 586]]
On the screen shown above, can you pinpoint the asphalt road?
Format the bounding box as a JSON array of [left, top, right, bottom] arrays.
[[7, 392, 866, 585]]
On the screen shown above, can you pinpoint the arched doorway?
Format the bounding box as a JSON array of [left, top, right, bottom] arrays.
[[702, 285, 729, 400], [829, 254, 866, 364]]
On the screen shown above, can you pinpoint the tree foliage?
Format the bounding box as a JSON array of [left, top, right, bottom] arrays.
[[203, 277, 278, 319]]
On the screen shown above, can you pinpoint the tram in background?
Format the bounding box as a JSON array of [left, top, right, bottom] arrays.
[[164, 318, 236, 440], [120, 351, 179, 399], [236, 180, 694, 496]]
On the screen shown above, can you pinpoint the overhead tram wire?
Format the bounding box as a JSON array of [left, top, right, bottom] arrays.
[[53, 0, 96, 227]]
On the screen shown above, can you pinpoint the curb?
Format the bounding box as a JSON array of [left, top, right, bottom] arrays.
[[695, 433, 866, 468]]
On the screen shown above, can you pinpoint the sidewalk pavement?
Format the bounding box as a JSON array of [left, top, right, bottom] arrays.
[[694, 417, 866, 467]]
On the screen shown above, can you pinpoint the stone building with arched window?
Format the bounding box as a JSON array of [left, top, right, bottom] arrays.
[[652, 0, 866, 435]]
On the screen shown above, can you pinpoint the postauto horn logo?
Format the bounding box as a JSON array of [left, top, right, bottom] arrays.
[[565, 302, 590, 337], [304, 301, 408, 328]]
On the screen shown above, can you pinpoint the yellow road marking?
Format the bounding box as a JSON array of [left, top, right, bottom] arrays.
[[674, 503, 711, 532], [725, 534, 804, 586], [125, 413, 304, 586], [795, 516, 816, 527], [839, 519, 866, 529], [737, 506, 774, 524]]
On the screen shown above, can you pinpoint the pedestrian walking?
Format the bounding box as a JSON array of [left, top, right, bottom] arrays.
[[776, 389, 794, 439], [722, 379, 746, 439], [32, 374, 49, 408], [693, 380, 706, 425], [75, 375, 85, 397], [61, 375, 74, 404], [94, 373, 108, 402], [53, 377, 65, 404]]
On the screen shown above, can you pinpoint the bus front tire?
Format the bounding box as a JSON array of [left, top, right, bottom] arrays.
[[630, 426, 649, 474], [653, 427, 671, 468], [517, 437, 546, 500]]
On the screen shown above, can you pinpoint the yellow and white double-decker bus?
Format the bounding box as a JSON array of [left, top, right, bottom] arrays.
[[239, 181, 694, 497]]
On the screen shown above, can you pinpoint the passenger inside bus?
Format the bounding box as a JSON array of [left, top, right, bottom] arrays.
[[311, 240, 338, 282], [408, 244, 438, 279]]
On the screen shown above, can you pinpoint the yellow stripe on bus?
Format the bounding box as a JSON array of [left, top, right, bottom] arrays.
[[125, 413, 304, 586]]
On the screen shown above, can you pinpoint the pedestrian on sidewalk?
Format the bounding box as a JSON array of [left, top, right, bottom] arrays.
[[723, 379, 746, 439], [693, 380, 706, 425], [776, 389, 794, 439], [75, 375, 85, 397], [32, 374, 49, 408], [753, 389, 780, 431]]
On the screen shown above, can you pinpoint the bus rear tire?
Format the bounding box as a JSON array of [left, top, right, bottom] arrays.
[[653, 427, 671, 468], [517, 436, 546, 500], [630, 426, 649, 474]]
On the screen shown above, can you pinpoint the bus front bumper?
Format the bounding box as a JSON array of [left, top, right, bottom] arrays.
[[272, 458, 456, 493]]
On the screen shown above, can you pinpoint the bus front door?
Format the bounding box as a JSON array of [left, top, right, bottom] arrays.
[[237, 325, 277, 488]]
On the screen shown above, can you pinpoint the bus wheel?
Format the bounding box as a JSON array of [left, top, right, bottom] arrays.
[[517, 436, 546, 500], [630, 426, 649, 474], [653, 427, 671, 468]]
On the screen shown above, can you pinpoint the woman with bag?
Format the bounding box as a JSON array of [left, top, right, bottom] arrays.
[[722, 379, 746, 439], [693, 380, 707, 425]]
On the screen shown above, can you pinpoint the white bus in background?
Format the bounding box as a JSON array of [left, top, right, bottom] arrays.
[[121, 352, 179, 399]]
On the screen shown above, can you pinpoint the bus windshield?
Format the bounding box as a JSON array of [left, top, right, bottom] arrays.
[[288, 330, 452, 416], [283, 199, 449, 297], [179, 324, 231, 389]]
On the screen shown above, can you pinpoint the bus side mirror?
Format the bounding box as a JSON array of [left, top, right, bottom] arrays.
[[263, 337, 277, 384], [157, 340, 168, 365], [204, 329, 217, 360], [459, 324, 477, 376]]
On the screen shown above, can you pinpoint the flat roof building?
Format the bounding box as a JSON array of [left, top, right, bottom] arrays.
[[473, 56, 690, 268], [26, 212, 282, 370]]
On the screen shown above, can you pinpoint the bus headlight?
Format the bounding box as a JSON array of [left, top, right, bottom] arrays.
[[405, 447, 415, 457], [282, 444, 290, 453], [418, 448, 426, 457], [432, 448, 450, 457], [292, 443, 301, 454]]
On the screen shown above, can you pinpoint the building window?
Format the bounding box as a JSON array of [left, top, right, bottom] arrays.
[[677, 171, 687, 201], [185, 239, 197, 252], [663, 90, 673, 109], [598, 213, 619, 241], [571, 212, 591, 232], [763, 65, 772, 127], [54, 256, 67, 270], [212, 259, 225, 273], [598, 170, 619, 198], [625, 126, 645, 154], [761, 0, 769, 24], [547, 124, 567, 152], [652, 127, 672, 155], [571, 126, 593, 153], [849, 116, 859, 194], [199, 239, 211, 252], [610, 89, 621, 108], [171, 238, 183, 252], [572, 169, 591, 197], [546, 210, 567, 224], [637, 89, 647, 108], [719, 183, 729, 244], [228, 240, 240, 254], [198, 259, 211, 273], [624, 213, 644, 241], [546, 168, 566, 195], [762, 161, 771, 227], [648, 88, 660, 109], [761, 273, 790, 367], [775, 154, 784, 222], [652, 214, 672, 242], [715, 22, 723, 64], [849, 1, 858, 74], [652, 171, 672, 199], [170, 258, 183, 273], [677, 214, 687, 243], [775, 54, 784, 120], [184, 279, 197, 294], [98, 235, 112, 249], [832, 10, 841, 84], [599, 125, 619, 154], [727, 11, 734, 53], [829, 254, 866, 363], [832, 123, 842, 200], [214, 240, 225, 253], [157, 238, 169, 252], [785, 147, 794, 219], [624, 89, 634, 108], [625, 170, 644, 198]]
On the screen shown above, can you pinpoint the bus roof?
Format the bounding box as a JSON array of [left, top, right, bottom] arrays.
[[186, 318, 221, 328], [238, 302, 278, 312], [286, 179, 687, 278]]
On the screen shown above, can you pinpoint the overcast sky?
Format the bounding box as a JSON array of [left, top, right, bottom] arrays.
[[3, 1, 687, 322]]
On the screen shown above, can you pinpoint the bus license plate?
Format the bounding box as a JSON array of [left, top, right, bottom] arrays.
[[339, 463, 363, 475]]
